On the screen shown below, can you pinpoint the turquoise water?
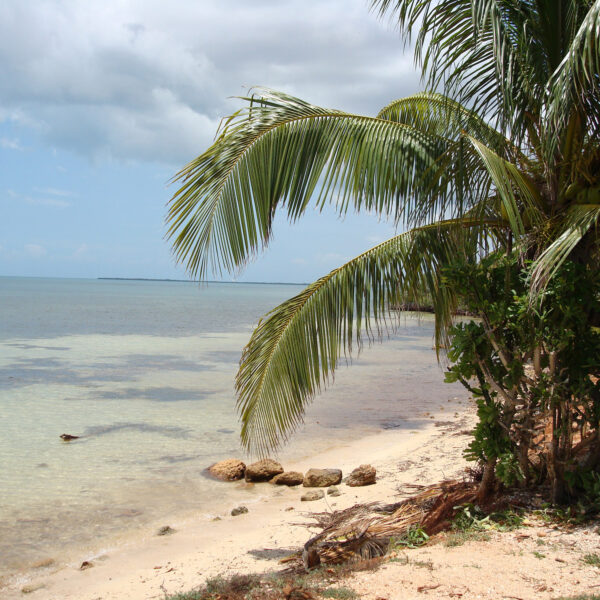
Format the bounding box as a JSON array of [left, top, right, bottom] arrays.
[[0, 276, 464, 577]]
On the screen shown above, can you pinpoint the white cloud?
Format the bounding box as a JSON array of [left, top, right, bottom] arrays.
[[5, 188, 70, 208], [0, 1, 419, 165], [25, 243, 47, 258], [0, 136, 22, 150], [73, 243, 89, 258]]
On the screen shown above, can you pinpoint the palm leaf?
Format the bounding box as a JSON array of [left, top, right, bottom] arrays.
[[530, 203, 600, 295], [235, 220, 500, 455], [167, 89, 492, 280]]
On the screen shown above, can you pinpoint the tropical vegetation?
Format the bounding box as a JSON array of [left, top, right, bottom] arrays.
[[167, 0, 600, 503]]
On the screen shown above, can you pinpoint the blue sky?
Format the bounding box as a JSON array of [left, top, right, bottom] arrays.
[[0, 0, 420, 283]]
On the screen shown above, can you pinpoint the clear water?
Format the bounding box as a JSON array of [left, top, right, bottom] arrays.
[[0, 276, 464, 577]]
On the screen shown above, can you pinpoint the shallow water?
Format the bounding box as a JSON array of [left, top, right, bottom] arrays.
[[0, 277, 464, 576]]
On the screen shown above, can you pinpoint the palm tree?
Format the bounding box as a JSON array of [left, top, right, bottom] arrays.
[[167, 1, 600, 498]]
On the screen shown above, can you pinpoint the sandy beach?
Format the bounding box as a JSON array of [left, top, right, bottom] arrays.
[[3, 397, 476, 600], [4, 396, 600, 600]]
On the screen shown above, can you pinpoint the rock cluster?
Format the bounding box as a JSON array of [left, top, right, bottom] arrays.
[[207, 457, 377, 510]]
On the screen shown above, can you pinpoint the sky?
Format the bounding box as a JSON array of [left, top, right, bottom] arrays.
[[0, 0, 422, 283]]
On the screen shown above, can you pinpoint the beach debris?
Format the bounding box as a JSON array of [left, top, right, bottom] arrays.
[[284, 480, 477, 572], [21, 583, 45, 594], [303, 468, 342, 487], [60, 433, 80, 441], [244, 458, 284, 482], [327, 486, 341, 497], [207, 458, 246, 481], [30, 558, 55, 569], [301, 490, 325, 502], [346, 464, 376, 487], [272, 471, 304, 486], [231, 505, 249, 516], [285, 506, 295, 511], [156, 525, 176, 536], [79, 560, 93, 570], [282, 583, 318, 599]]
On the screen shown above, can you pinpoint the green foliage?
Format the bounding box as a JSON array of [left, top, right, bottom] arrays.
[[444, 254, 600, 492], [389, 525, 430, 549], [320, 587, 360, 600], [582, 553, 600, 567]]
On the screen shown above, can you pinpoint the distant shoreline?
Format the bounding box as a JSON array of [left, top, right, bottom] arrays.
[[97, 277, 307, 286]]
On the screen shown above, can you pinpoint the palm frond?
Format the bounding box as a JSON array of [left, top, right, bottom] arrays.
[[467, 137, 543, 237], [547, 0, 600, 145], [530, 203, 600, 295], [235, 220, 500, 455], [167, 89, 485, 279]]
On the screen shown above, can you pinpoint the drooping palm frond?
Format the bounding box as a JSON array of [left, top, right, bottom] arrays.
[[468, 137, 544, 236], [547, 0, 600, 143], [166, 89, 492, 280], [377, 93, 507, 151], [530, 203, 600, 294], [235, 220, 501, 454]]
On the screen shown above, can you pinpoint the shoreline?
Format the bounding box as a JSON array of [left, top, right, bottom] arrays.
[[2, 399, 476, 600]]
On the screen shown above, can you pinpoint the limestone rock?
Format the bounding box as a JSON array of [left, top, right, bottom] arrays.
[[156, 525, 176, 536], [272, 471, 304, 486], [327, 486, 341, 497], [346, 464, 376, 487], [303, 468, 342, 487], [231, 506, 249, 516], [208, 459, 246, 481], [301, 490, 325, 501], [244, 459, 284, 482]]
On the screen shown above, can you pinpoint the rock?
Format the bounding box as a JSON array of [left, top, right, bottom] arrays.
[[327, 486, 341, 497], [156, 525, 176, 536], [231, 506, 249, 516], [272, 471, 304, 486], [303, 468, 342, 487], [60, 433, 79, 441], [244, 459, 284, 482], [301, 490, 325, 502], [208, 459, 246, 481], [80, 561, 93, 570], [346, 464, 376, 487]]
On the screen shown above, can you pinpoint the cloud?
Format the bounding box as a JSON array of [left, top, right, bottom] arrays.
[[0, 136, 22, 150], [6, 188, 70, 208], [0, 1, 419, 165], [24, 243, 47, 258]]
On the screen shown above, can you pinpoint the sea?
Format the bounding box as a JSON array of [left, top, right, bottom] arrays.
[[0, 276, 465, 579]]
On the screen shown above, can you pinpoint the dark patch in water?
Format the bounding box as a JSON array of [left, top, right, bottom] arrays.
[[0, 354, 213, 390], [204, 350, 241, 363], [96, 386, 213, 403], [83, 422, 192, 439], [380, 421, 408, 430], [217, 428, 235, 434], [157, 453, 198, 464]]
